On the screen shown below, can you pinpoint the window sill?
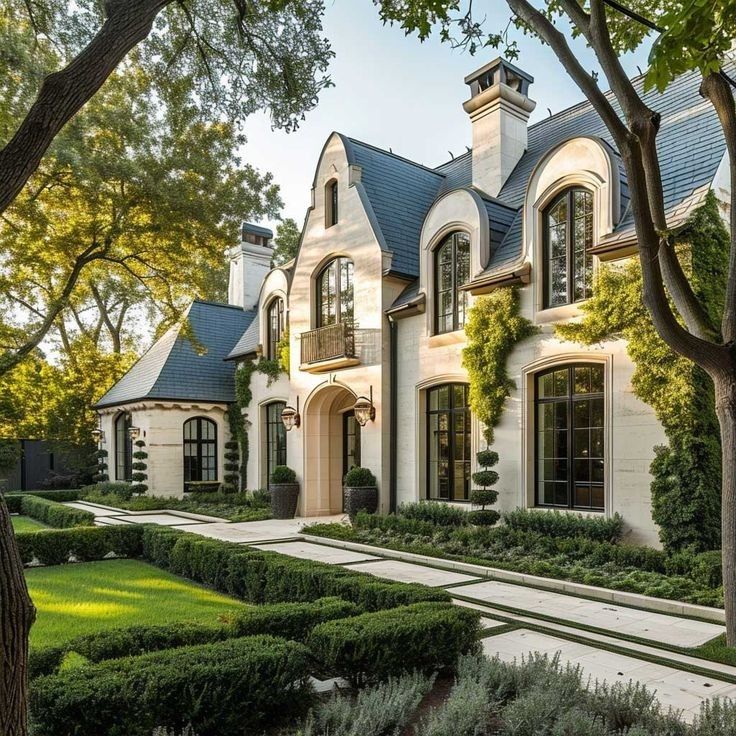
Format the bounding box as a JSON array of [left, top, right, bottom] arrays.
[[427, 330, 466, 348], [534, 302, 587, 325], [534, 504, 604, 515]]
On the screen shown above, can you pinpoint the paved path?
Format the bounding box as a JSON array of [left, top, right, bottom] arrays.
[[65, 504, 735, 720]]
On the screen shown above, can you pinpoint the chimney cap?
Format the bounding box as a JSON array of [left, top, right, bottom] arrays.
[[464, 57, 534, 97], [242, 222, 274, 241]]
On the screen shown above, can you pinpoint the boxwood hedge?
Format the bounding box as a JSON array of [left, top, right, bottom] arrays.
[[17, 494, 94, 528]]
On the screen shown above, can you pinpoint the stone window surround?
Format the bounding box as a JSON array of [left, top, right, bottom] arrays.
[[519, 353, 613, 518]]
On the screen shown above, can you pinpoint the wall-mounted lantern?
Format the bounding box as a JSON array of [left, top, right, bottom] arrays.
[[281, 396, 301, 431], [128, 426, 141, 441], [91, 427, 105, 444], [353, 386, 376, 427]]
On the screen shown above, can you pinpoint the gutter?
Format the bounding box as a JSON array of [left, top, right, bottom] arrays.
[[388, 314, 398, 513], [384, 293, 426, 320], [461, 262, 532, 295]]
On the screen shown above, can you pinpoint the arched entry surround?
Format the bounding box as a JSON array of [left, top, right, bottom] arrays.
[[302, 383, 357, 516]]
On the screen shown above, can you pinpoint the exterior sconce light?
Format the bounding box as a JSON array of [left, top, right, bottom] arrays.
[[91, 428, 105, 444], [353, 386, 376, 427], [281, 397, 301, 431], [128, 426, 141, 441]]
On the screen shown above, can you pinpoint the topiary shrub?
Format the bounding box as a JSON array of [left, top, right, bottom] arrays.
[[344, 466, 377, 487], [131, 440, 148, 495], [270, 465, 297, 484], [503, 508, 624, 543], [469, 449, 499, 527], [222, 440, 240, 493], [343, 466, 378, 518], [20, 495, 94, 528]]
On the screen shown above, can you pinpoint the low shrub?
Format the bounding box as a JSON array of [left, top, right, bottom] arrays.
[[503, 508, 624, 543], [80, 481, 134, 501], [270, 464, 297, 483], [6, 490, 82, 505], [398, 501, 469, 527], [308, 602, 481, 686], [344, 466, 377, 486], [19, 495, 94, 528], [468, 509, 501, 527], [30, 635, 314, 736], [16, 525, 144, 566]]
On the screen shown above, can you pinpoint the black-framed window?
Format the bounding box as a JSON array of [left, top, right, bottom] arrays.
[[427, 383, 471, 502], [115, 412, 132, 481], [343, 410, 361, 477], [326, 179, 338, 227], [267, 298, 284, 361], [535, 364, 605, 511], [316, 257, 354, 327], [435, 232, 470, 334], [265, 401, 287, 481], [543, 188, 594, 308], [183, 417, 217, 483]]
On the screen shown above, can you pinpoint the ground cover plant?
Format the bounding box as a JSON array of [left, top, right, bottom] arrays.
[[305, 505, 724, 607], [25, 558, 248, 649], [11, 516, 48, 533]]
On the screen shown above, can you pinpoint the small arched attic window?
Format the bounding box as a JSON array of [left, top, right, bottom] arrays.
[[325, 179, 338, 227], [434, 231, 471, 334]]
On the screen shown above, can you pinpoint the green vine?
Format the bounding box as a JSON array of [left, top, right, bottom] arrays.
[[228, 358, 283, 489], [277, 328, 290, 375], [557, 192, 727, 552], [462, 286, 538, 445]]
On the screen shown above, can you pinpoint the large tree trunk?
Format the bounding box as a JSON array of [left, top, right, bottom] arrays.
[[715, 369, 736, 645], [0, 494, 35, 736]]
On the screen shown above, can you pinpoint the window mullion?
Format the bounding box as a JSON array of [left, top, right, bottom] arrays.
[[567, 366, 574, 508]]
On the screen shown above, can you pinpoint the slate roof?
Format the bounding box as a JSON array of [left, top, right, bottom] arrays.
[[95, 301, 255, 408], [226, 317, 260, 360]]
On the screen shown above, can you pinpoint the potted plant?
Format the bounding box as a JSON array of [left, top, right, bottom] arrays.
[[469, 449, 500, 526], [269, 465, 299, 519], [343, 466, 378, 519]]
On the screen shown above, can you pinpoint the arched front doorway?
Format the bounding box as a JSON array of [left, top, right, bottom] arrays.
[[303, 384, 357, 516]]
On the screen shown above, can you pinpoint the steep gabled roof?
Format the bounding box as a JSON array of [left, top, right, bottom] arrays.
[[226, 317, 260, 361], [95, 301, 255, 408]]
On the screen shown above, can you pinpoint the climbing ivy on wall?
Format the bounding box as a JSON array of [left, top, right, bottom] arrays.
[[557, 192, 728, 552], [462, 287, 538, 445], [227, 358, 283, 489]]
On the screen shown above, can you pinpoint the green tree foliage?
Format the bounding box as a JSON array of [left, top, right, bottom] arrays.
[[558, 194, 728, 551], [272, 218, 302, 266], [462, 287, 537, 444]]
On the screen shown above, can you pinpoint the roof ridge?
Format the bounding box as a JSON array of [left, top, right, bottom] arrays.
[[346, 136, 446, 178], [191, 299, 249, 311]]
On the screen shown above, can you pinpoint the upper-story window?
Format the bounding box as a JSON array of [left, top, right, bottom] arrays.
[[266, 297, 284, 361], [434, 231, 470, 334], [543, 188, 594, 308], [317, 257, 353, 327], [326, 179, 338, 227]]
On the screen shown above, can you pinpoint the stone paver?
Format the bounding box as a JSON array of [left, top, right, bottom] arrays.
[[349, 559, 479, 588], [482, 629, 736, 721], [123, 513, 205, 526], [457, 580, 724, 647], [175, 516, 344, 544], [94, 517, 133, 526], [64, 501, 127, 516], [254, 541, 379, 564]]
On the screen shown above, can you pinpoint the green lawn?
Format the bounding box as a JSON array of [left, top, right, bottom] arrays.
[[26, 559, 248, 650], [12, 515, 48, 533]]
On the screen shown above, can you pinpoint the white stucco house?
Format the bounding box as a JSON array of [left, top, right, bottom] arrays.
[[96, 58, 730, 545]]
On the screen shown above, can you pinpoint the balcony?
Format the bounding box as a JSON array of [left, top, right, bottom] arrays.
[[299, 322, 359, 372]]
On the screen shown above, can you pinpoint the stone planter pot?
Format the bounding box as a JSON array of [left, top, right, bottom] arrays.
[[269, 482, 300, 519], [343, 485, 378, 519]]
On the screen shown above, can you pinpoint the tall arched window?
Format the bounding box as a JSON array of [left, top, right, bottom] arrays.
[[434, 232, 470, 334], [326, 179, 338, 227], [266, 298, 284, 361], [265, 401, 287, 482], [183, 417, 217, 482], [316, 257, 354, 328], [543, 188, 594, 308], [427, 383, 471, 501], [535, 364, 604, 510], [115, 412, 132, 481]]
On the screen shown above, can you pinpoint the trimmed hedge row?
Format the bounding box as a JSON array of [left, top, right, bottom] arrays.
[[309, 602, 481, 686], [30, 596, 359, 679], [503, 508, 624, 543], [4, 490, 83, 512], [142, 526, 451, 611], [30, 635, 313, 736], [16, 494, 94, 528], [16, 525, 143, 566]]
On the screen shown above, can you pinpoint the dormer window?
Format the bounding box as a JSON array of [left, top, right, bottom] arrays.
[[326, 179, 338, 227], [434, 232, 470, 334], [266, 297, 284, 361], [543, 188, 594, 308]]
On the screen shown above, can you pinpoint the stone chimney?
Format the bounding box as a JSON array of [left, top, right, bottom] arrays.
[[228, 223, 274, 310], [463, 58, 536, 197]]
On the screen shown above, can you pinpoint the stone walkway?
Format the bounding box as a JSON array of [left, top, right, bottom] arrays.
[[65, 503, 735, 719]]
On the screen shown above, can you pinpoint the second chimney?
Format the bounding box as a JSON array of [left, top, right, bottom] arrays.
[[463, 58, 536, 197]]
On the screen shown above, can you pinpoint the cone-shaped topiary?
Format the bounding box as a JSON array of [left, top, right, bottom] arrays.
[[131, 440, 148, 495], [469, 447, 500, 526]]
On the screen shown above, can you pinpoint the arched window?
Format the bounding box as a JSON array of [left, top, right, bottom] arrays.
[[326, 179, 338, 227], [427, 383, 471, 502], [266, 298, 284, 361], [535, 364, 604, 510], [115, 412, 132, 481], [183, 417, 217, 482], [265, 401, 287, 482], [316, 257, 354, 328], [434, 232, 470, 334], [543, 188, 594, 308]]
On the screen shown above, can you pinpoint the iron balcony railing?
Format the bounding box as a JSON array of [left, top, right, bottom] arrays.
[[300, 322, 355, 364]]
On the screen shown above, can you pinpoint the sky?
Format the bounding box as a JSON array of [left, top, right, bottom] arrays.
[[241, 1, 653, 230]]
